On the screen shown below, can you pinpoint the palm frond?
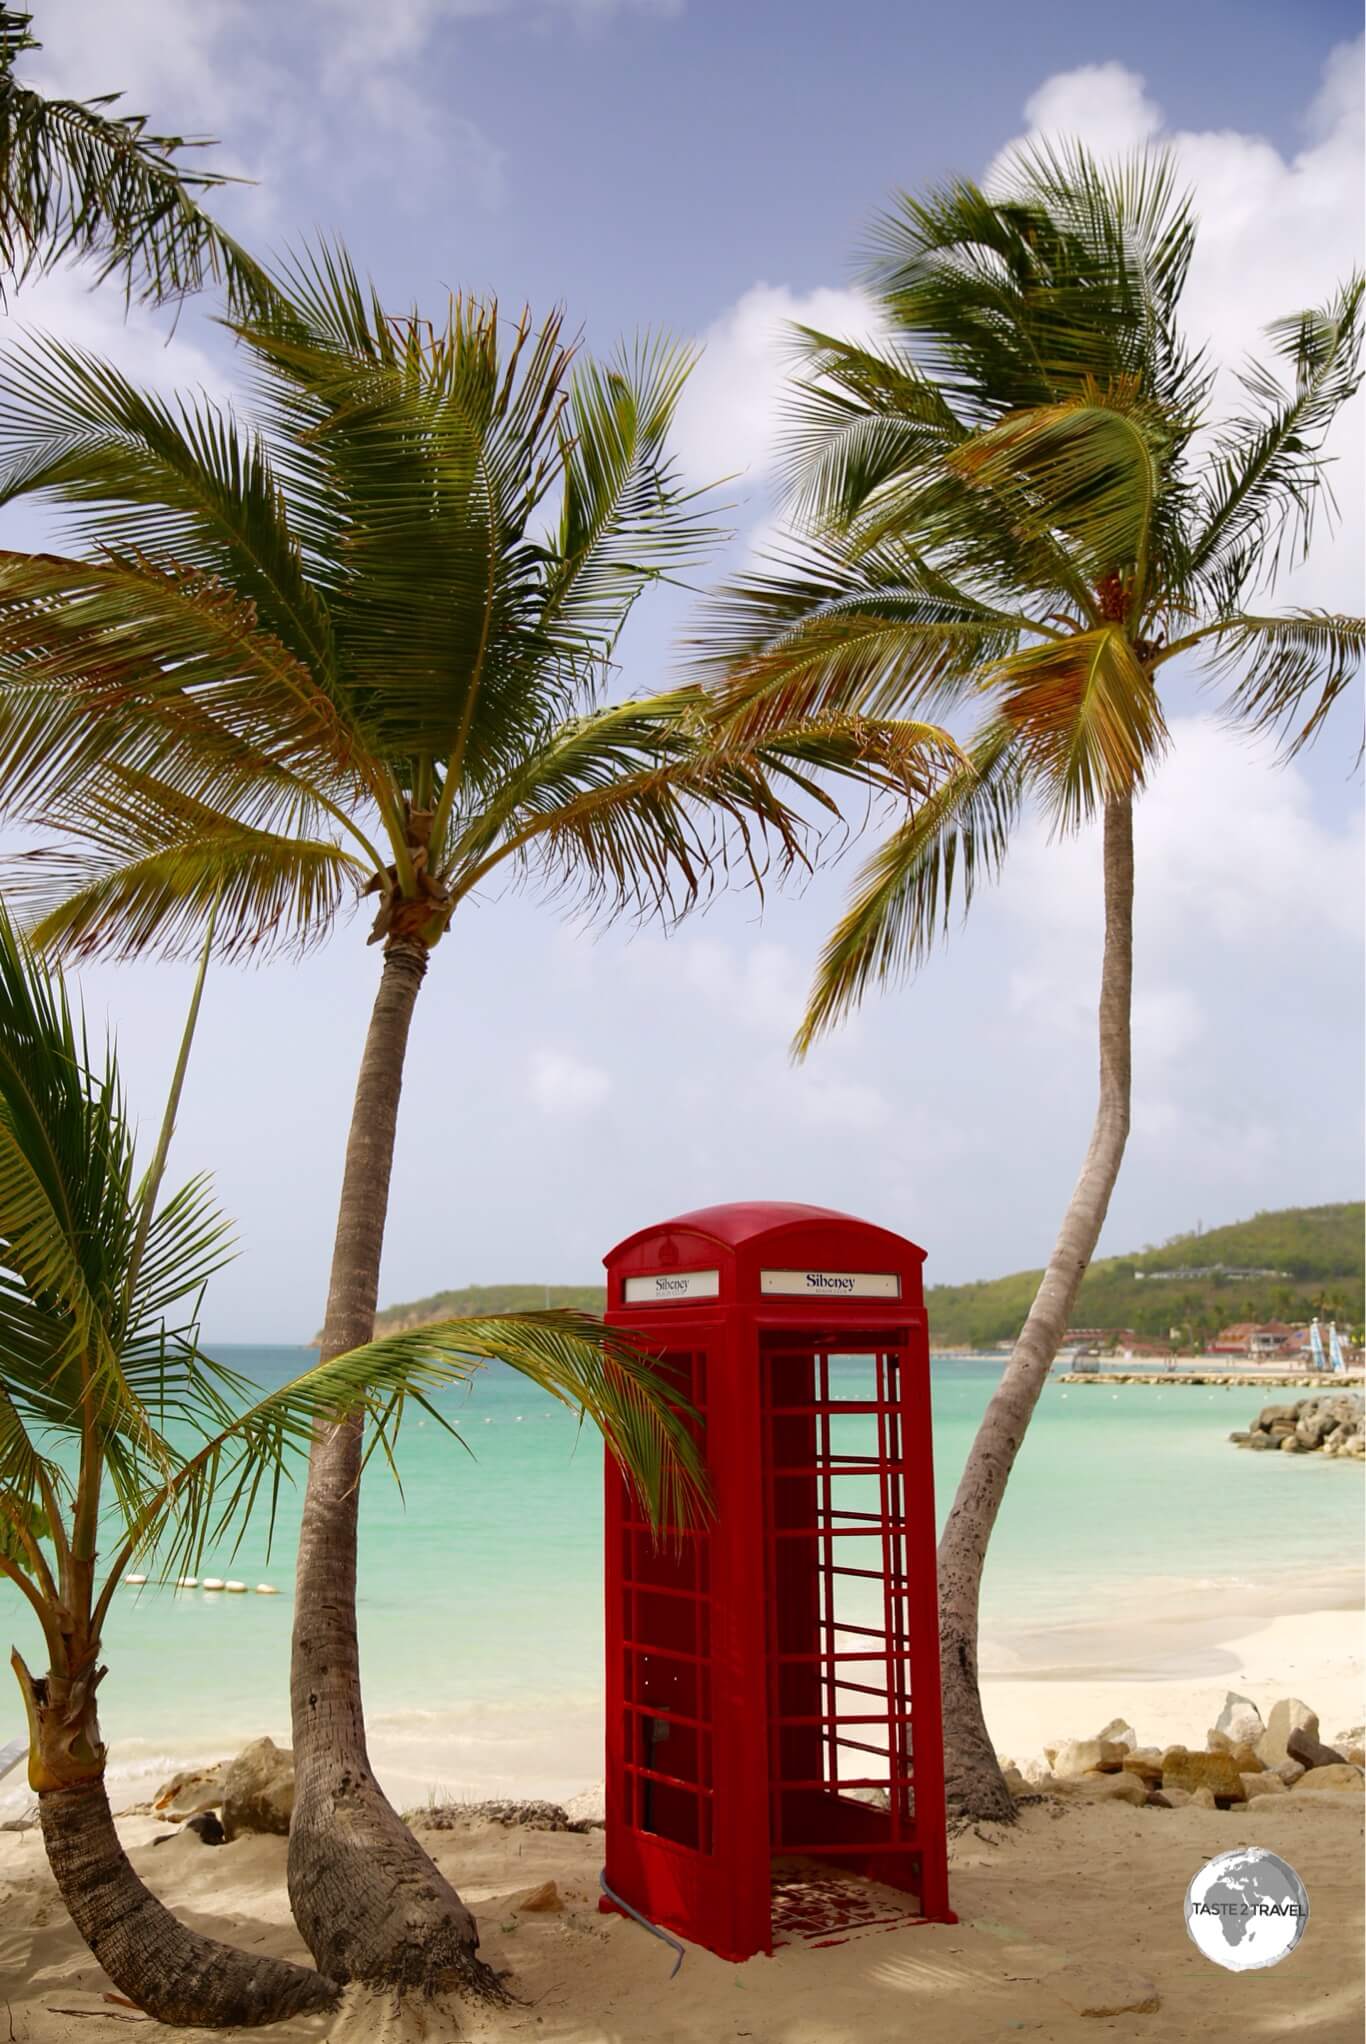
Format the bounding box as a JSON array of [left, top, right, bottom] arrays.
[[0, 551, 369, 833], [795, 719, 1024, 1052], [1185, 276, 1365, 598], [545, 333, 720, 657], [950, 384, 1172, 598], [694, 536, 1028, 735], [995, 627, 1168, 830], [1202, 609, 1365, 757], [0, 8, 271, 313], [125, 1310, 708, 1586], [450, 689, 819, 921], [0, 346, 339, 684], [7, 791, 363, 961], [778, 327, 967, 529]]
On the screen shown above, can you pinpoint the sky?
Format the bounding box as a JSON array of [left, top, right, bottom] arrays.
[[3, 1, 1363, 1341]]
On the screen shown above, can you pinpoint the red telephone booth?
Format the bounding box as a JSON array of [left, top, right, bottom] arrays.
[[600, 1201, 953, 1962]]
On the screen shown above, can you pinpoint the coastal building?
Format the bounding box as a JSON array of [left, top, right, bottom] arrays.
[[1210, 1320, 1308, 1360]]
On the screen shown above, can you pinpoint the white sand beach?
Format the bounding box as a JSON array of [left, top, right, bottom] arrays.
[[4, 1778, 1362, 2044], [3, 1593, 1362, 2043]]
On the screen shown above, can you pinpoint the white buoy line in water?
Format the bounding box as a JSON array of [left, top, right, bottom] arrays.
[[124, 1573, 280, 1595]]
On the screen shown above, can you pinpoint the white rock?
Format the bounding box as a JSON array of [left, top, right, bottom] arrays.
[[1256, 1698, 1319, 1769], [1095, 1718, 1137, 1752], [563, 1781, 605, 1826], [1054, 1738, 1128, 1777], [1213, 1691, 1264, 1748]]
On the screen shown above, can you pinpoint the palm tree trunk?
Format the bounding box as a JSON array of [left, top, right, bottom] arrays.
[[15, 1656, 337, 2027], [287, 937, 502, 2000], [936, 795, 1134, 1824]]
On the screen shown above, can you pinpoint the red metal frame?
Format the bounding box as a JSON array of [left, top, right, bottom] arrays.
[[600, 1203, 954, 1962]]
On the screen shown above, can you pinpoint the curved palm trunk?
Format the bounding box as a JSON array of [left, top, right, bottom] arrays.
[[287, 937, 502, 2000], [936, 796, 1134, 1824], [15, 1655, 337, 2027]]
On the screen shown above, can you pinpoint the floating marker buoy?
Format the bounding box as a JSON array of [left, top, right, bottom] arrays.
[[124, 1573, 147, 1586], [225, 1580, 248, 1593], [175, 1577, 198, 1589], [255, 1584, 279, 1595], [202, 1578, 226, 1591]]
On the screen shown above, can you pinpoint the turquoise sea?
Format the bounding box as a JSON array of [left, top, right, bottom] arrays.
[[3, 1351, 1360, 1812]]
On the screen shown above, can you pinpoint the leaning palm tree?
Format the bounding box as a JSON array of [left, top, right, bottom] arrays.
[[697, 143, 1364, 1821], [0, 4, 268, 310], [0, 910, 704, 2024], [0, 246, 932, 1989]]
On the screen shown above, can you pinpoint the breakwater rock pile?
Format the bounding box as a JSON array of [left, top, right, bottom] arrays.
[[1000, 1694, 1365, 1809], [1230, 1391, 1364, 1457]]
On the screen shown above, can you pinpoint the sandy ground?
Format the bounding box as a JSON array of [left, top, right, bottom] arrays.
[[2, 1790, 1362, 2044], [983, 1607, 1366, 1767], [3, 1604, 1362, 2041]]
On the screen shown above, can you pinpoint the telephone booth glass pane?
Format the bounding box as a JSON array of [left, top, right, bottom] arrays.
[[618, 1348, 714, 1855], [762, 1339, 914, 1855]]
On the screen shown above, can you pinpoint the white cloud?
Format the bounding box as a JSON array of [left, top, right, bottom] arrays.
[[671, 283, 879, 489], [527, 1046, 612, 1117], [23, 0, 676, 212], [1011, 61, 1162, 155], [629, 934, 812, 1040], [2, 265, 227, 396], [1003, 715, 1363, 958]]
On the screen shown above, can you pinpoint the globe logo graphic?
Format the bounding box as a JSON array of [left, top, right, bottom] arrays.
[[1185, 1849, 1309, 1971]]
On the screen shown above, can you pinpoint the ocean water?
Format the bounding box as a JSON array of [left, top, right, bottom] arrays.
[[3, 1350, 1360, 1811]]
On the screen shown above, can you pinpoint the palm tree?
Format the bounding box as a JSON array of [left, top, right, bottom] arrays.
[[0, 909, 704, 2024], [0, 246, 927, 1989], [696, 144, 1364, 1822], [0, 4, 267, 310]]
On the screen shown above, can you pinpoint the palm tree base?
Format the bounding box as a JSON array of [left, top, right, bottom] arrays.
[[287, 1785, 507, 2000], [939, 1629, 1018, 1827], [38, 1776, 340, 2026]]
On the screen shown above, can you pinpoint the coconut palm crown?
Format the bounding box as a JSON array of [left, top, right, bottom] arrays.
[[0, 245, 928, 960], [699, 143, 1363, 1048]]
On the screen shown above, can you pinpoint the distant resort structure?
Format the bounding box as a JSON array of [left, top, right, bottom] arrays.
[[1048, 1316, 1362, 1369]]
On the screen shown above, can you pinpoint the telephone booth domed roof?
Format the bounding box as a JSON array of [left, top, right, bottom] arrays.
[[605, 1200, 924, 1264]]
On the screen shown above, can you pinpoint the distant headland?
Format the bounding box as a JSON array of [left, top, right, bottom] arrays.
[[316, 1202, 1363, 1350]]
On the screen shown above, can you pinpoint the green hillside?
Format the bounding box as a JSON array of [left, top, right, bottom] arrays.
[[925, 1202, 1364, 1350], [358, 1282, 606, 1342], [356, 1204, 1363, 1351]]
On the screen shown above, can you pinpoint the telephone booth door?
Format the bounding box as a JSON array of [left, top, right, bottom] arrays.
[[763, 1327, 945, 1906]]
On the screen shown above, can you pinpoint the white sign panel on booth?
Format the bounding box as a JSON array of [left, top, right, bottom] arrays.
[[759, 1269, 900, 1299], [623, 1268, 721, 1304]]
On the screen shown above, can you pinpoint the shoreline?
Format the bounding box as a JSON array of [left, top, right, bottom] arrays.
[[5, 1563, 1354, 1822]]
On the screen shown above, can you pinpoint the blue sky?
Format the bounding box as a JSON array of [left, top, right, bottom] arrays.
[[6, 2, 1364, 1340]]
